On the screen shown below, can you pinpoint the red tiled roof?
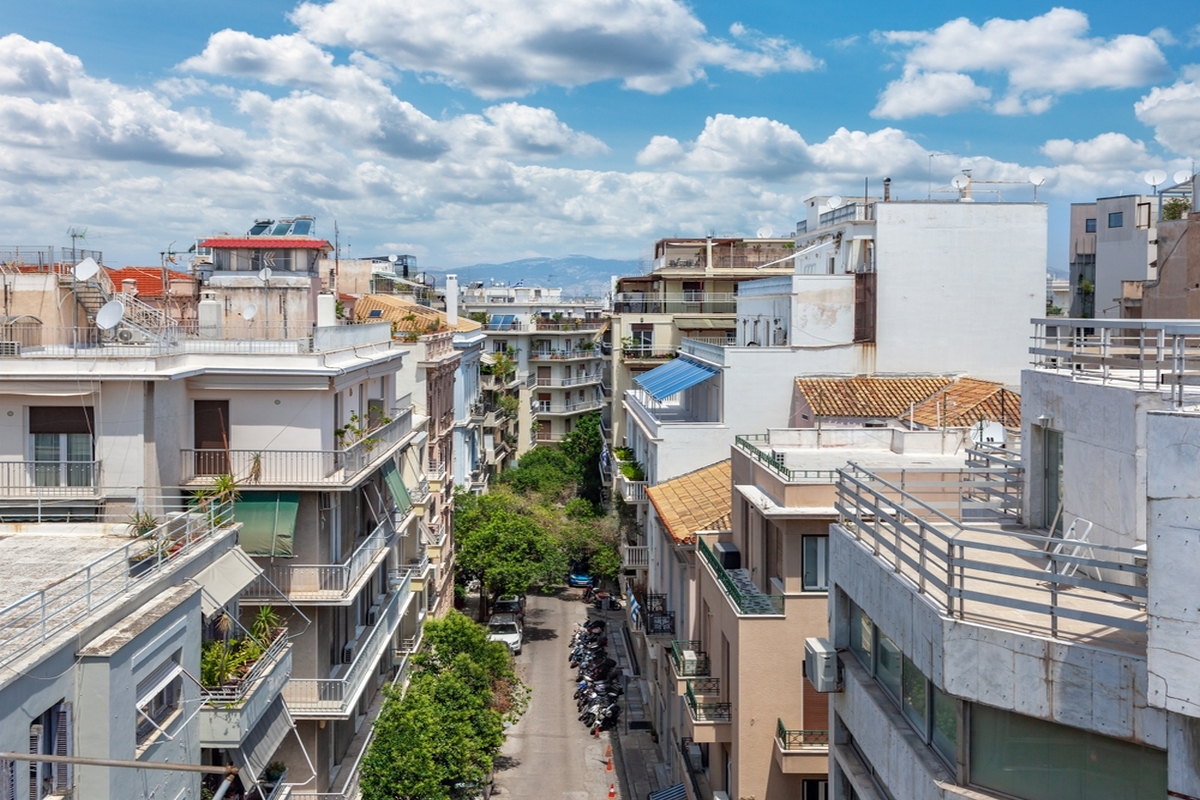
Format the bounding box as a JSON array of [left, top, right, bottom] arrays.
[[199, 237, 332, 250], [105, 267, 195, 298]]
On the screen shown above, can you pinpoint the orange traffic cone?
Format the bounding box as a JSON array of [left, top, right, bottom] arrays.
[[608, 784, 616, 798], [606, 756, 614, 772]]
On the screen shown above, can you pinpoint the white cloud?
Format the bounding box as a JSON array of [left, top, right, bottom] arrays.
[[875, 9, 1169, 117], [1135, 68, 1200, 154], [872, 69, 991, 118], [289, 0, 820, 98]]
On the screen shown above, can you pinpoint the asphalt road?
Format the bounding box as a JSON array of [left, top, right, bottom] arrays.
[[492, 590, 620, 800]]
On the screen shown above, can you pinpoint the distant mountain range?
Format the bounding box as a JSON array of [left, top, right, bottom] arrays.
[[426, 255, 642, 297]]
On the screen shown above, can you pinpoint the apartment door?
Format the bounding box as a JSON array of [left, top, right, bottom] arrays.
[[194, 400, 230, 476], [1043, 427, 1064, 535]]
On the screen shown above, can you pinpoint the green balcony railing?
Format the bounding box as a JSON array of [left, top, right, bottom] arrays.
[[685, 681, 731, 722], [669, 641, 712, 677], [697, 538, 785, 616], [776, 719, 829, 749]]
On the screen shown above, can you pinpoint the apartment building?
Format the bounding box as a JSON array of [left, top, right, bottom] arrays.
[[825, 316, 1200, 800], [459, 284, 606, 451], [1067, 195, 1158, 318], [0, 236, 430, 799]]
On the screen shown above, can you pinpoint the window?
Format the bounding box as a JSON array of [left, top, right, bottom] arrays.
[[29, 407, 94, 487], [1108, 211, 1124, 228], [802, 535, 828, 591], [1084, 218, 1097, 233], [136, 655, 183, 746]]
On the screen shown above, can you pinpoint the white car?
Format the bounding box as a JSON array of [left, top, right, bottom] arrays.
[[487, 613, 522, 655]]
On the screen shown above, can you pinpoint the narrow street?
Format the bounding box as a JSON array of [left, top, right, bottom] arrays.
[[491, 590, 623, 800]]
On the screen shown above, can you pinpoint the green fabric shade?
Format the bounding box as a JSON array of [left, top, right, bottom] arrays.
[[382, 456, 412, 514], [235, 492, 299, 557]]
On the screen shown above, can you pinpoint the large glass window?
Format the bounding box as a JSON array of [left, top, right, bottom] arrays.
[[802, 535, 828, 591], [849, 602, 873, 669], [970, 704, 1167, 800], [876, 632, 901, 702], [901, 654, 928, 737]]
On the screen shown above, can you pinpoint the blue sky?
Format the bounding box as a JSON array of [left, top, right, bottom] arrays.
[[1, 1, 1198, 270]]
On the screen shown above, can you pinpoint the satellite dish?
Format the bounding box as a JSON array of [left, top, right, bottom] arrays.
[[95, 300, 125, 331], [1145, 169, 1168, 187], [388, 254, 399, 263], [1174, 170, 1193, 185], [258, 267, 273, 282], [1029, 172, 1046, 187], [756, 225, 773, 238], [73, 257, 100, 281], [242, 304, 258, 321], [826, 196, 843, 210], [951, 175, 970, 190], [970, 420, 1006, 446]]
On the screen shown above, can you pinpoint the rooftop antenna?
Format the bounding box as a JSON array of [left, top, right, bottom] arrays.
[[1146, 169, 1167, 220], [1029, 172, 1046, 201]]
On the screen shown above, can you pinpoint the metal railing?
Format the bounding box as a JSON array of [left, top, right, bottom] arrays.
[[1030, 318, 1200, 406], [282, 574, 410, 717], [679, 338, 727, 365], [181, 409, 413, 485], [835, 465, 1148, 647], [622, 545, 649, 568], [685, 681, 731, 722], [776, 719, 829, 749], [0, 494, 234, 668], [0, 460, 101, 495], [734, 435, 841, 483], [697, 538, 785, 616], [200, 630, 290, 706], [242, 517, 398, 602], [669, 641, 712, 678]]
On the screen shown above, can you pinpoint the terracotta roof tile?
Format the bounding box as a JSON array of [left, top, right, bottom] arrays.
[[794, 376, 953, 419], [646, 460, 731, 545], [353, 294, 483, 334], [908, 378, 1021, 428]]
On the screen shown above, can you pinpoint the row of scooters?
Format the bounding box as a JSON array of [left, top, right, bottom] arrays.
[[569, 617, 622, 733]]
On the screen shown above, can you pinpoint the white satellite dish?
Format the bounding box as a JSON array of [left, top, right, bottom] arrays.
[[951, 175, 970, 190], [1145, 169, 1168, 188], [1029, 172, 1046, 187], [1174, 170, 1193, 185], [388, 254, 399, 263], [242, 304, 258, 321], [73, 257, 100, 282], [756, 225, 773, 238], [258, 267, 273, 282], [826, 195, 843, 210], [95, 300, 125, 331], [970, 420, 1006, 446]]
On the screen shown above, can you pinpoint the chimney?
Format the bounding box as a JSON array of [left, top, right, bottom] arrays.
[[445, 274, 458, 327], [883, 178, 892, 202]]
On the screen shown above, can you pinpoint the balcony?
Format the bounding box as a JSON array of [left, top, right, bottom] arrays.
[[684, 680, 731, 742], [0, 460, 101, 498], [200, 632, 292, 748], [622, 544, 648, 569], [668, 641, 711, 694], [181, 408, 414, 486], [697, 538, 785, 616], [240, 515, 400, 605], [282, 575, 411, 718], [773, 719, 829, 774]]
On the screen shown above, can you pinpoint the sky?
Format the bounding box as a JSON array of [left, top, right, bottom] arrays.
[[1, 1, 1199, 271]]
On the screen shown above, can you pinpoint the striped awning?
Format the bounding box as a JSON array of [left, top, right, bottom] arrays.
[[648, 783, 687, 800], [634, 358, 718, 401]]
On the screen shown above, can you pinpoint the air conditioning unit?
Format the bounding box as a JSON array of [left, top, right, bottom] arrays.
[[342, 642, 357, 664], [711, 542, 741, 571], [681, 650, 698, 673], [804, 637, 841, 693], [366, 604, 380, 626], [0, 341, 20, 356]]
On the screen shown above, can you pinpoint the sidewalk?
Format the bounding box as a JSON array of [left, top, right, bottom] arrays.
[[603, 605, 671, 800]]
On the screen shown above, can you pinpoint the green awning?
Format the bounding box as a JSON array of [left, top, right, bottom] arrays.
[[235, 492, 299, 557], [382, 456, 412, 514]]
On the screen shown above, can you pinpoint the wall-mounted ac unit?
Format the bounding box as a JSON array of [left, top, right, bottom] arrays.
[[804, 637, 841, 693], [342, 642, 357, 664]]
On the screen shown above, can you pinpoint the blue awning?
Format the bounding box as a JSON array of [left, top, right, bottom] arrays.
[[648, 784, 687, 800], [634, 358, 718, 401]]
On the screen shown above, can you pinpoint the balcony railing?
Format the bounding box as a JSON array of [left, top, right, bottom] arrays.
[[0, 494, 234, 669], [776, 719, 829, 749], [697, 538, 785, 616], [669, 641, 712, 678], [241, 516, 399, 603], [181, 409, 413, 486], [622, 544, 648, 568], [685, 681, 731, 722], [0, 460, 101, 496], [282, 574, 411, 718]]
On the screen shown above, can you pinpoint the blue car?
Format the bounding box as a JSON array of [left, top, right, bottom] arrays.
[[567, 571, 594, 588]]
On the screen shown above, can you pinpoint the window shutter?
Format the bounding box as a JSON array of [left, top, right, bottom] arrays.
[[54, 704, 72, 791]]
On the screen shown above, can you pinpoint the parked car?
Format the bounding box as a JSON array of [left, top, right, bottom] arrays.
[[567, 570, 594, 588], [487, 613, 523, 655], [492, 595, 525, 622]]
